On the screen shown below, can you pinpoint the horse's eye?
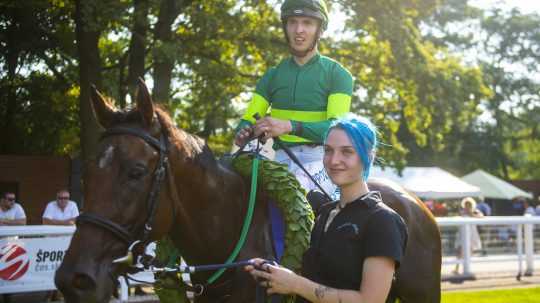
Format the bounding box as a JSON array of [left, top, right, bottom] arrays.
[[128, 166, 147, 180]]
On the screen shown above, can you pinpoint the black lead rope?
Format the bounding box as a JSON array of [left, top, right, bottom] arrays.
[[123, 260, 277, 303]]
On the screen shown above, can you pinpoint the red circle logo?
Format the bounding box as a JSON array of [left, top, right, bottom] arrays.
[[0, 244, 30, 281]]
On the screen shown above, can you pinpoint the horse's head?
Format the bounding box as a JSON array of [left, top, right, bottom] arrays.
[[55, 80, 177, 303]]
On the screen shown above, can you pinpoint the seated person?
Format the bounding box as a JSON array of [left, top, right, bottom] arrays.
[[0, 192, 26, 225], [42, 189, 79, 225]]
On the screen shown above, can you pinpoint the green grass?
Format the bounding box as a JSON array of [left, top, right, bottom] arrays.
[[442, 287, 540, 303]]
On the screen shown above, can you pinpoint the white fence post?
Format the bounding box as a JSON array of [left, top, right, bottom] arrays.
[[516, 224, 523, 278], [119, 276, 129, 302], [462, 224, 472, 276], [524, 222, 534, 276]]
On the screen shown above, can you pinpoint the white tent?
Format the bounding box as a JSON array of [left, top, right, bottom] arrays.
[[461, 169, 533, 200], [369, 166, 482, 199]]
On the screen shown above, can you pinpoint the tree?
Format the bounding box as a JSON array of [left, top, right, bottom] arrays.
[[6, 0, 538, 182], [0, 0, 79, 155], [328, 0, 490, 169], [421, 2, 540, 179]]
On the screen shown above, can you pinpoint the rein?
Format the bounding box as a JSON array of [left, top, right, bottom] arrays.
[[204, 152, 259, 284]]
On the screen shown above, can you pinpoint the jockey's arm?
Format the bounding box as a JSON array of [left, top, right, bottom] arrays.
[[235, 93, 271, 146], [289, 92, 352, 143]]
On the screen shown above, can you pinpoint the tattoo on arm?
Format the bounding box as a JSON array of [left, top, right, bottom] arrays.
[[314, 284, 331, 300]]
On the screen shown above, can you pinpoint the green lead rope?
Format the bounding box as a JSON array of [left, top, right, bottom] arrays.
[[206, 154, 260, 284]]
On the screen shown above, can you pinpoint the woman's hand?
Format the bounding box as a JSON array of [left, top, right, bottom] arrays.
[[244, 258, 299, 295]]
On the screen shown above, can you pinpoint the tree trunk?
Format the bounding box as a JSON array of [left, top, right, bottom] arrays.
[[126, 0, 150, 103], [74, 0, 103, 166], [2, 14, 20, 154], [152, 0, 192, 105]]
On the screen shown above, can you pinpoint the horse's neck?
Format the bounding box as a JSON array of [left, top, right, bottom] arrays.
[[169, 133, 249, 263]]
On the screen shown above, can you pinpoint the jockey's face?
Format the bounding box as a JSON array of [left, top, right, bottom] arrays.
[[286, 16, 319, 55], [323, 128, 363, 188]]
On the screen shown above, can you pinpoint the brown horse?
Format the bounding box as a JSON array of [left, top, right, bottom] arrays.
[[55, 80, 441, 303]]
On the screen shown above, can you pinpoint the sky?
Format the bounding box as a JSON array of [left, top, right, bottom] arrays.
[[327, 1, 540, 36], [471, 0, 540, 14]]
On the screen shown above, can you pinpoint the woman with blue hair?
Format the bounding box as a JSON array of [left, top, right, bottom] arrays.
[[247, 114, 408, 303]]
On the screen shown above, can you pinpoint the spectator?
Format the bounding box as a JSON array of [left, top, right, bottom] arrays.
[[453, 197, 483, 274], [476, 197, 491, 216], [42, 189, 79, 225], [523, 200, 535, 216], [433, 201, 448, 217], [512, 198, 525, 215], [424, 200, 434, 212], [0, 192, 26, 225]]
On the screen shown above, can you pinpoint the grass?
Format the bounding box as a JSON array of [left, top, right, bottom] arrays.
[[442, 287, 540, 303]]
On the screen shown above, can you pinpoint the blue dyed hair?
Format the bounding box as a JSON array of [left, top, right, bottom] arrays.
[[325, 114, 378, 181]]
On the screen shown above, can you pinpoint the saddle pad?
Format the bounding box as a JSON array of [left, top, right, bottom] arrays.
[[268, 200, 285, 261]]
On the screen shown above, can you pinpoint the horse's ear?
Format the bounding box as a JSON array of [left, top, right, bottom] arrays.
[[90, 85, 116, 128], [136, 78, 154, 128]]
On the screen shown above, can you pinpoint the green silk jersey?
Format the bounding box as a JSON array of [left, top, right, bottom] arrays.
[[236, 52, 353, 146]]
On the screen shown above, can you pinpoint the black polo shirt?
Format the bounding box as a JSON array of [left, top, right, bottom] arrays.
[[299, 191, 408, 296]]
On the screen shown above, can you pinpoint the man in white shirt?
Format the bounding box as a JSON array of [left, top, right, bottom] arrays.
[[42, 189, 79, 225], [0, 192, 26, 225]]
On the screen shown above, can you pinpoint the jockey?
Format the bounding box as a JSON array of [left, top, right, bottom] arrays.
[[235, 0, 353, 200]]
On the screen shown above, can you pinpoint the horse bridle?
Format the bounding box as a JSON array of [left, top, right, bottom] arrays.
[[76, 125, 170, 251]]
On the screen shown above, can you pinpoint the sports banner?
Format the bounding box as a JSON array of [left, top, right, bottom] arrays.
[[0, 237, 71, 293]]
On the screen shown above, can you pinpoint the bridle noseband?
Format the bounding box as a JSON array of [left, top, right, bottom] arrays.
[[76, 125, 170, 250]]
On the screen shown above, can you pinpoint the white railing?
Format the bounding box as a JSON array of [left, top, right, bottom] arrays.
[[2, 217, 539, 296], [0, 225, 76, 237], [436, 215, 540, 279]]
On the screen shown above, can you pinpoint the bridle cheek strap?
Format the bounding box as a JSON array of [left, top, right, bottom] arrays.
[[76, 126, 169, 249]]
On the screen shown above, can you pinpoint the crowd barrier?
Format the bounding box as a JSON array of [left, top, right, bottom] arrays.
[[437, 215, 540, 279], [1, 217, 540, 298], [0, 226, 153, 302]]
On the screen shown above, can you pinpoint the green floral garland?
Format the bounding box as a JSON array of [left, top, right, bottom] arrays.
[[154, 154, 314, 303], [153, 237, 189, 303]]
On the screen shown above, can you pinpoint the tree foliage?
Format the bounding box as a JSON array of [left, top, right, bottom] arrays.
[[1, 0, 539, 181], [420, 2, 540, 179], [0, 0, 78, 155], [328, 0, 489, 169]]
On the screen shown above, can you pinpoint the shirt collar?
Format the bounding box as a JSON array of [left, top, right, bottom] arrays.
[[343, 191, 382, 209], [290, 52, 321, 68]]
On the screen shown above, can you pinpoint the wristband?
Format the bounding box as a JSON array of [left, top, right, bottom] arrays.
[[292, 121, 303, 136]]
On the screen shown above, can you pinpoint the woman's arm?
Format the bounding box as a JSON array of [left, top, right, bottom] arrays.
[[247, 256, 395, 303]]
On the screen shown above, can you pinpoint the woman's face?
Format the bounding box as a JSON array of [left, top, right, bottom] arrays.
[[323, 128, 363, 187]]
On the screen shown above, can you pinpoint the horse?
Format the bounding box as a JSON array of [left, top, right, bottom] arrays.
[[55, 80, 441, 303]]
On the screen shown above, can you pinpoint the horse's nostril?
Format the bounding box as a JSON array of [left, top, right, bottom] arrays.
[[72, 272, 96, 291]]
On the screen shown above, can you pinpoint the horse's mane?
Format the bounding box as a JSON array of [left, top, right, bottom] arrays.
[[107, 104, 207, 159], [154, 107, 206, 159]]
